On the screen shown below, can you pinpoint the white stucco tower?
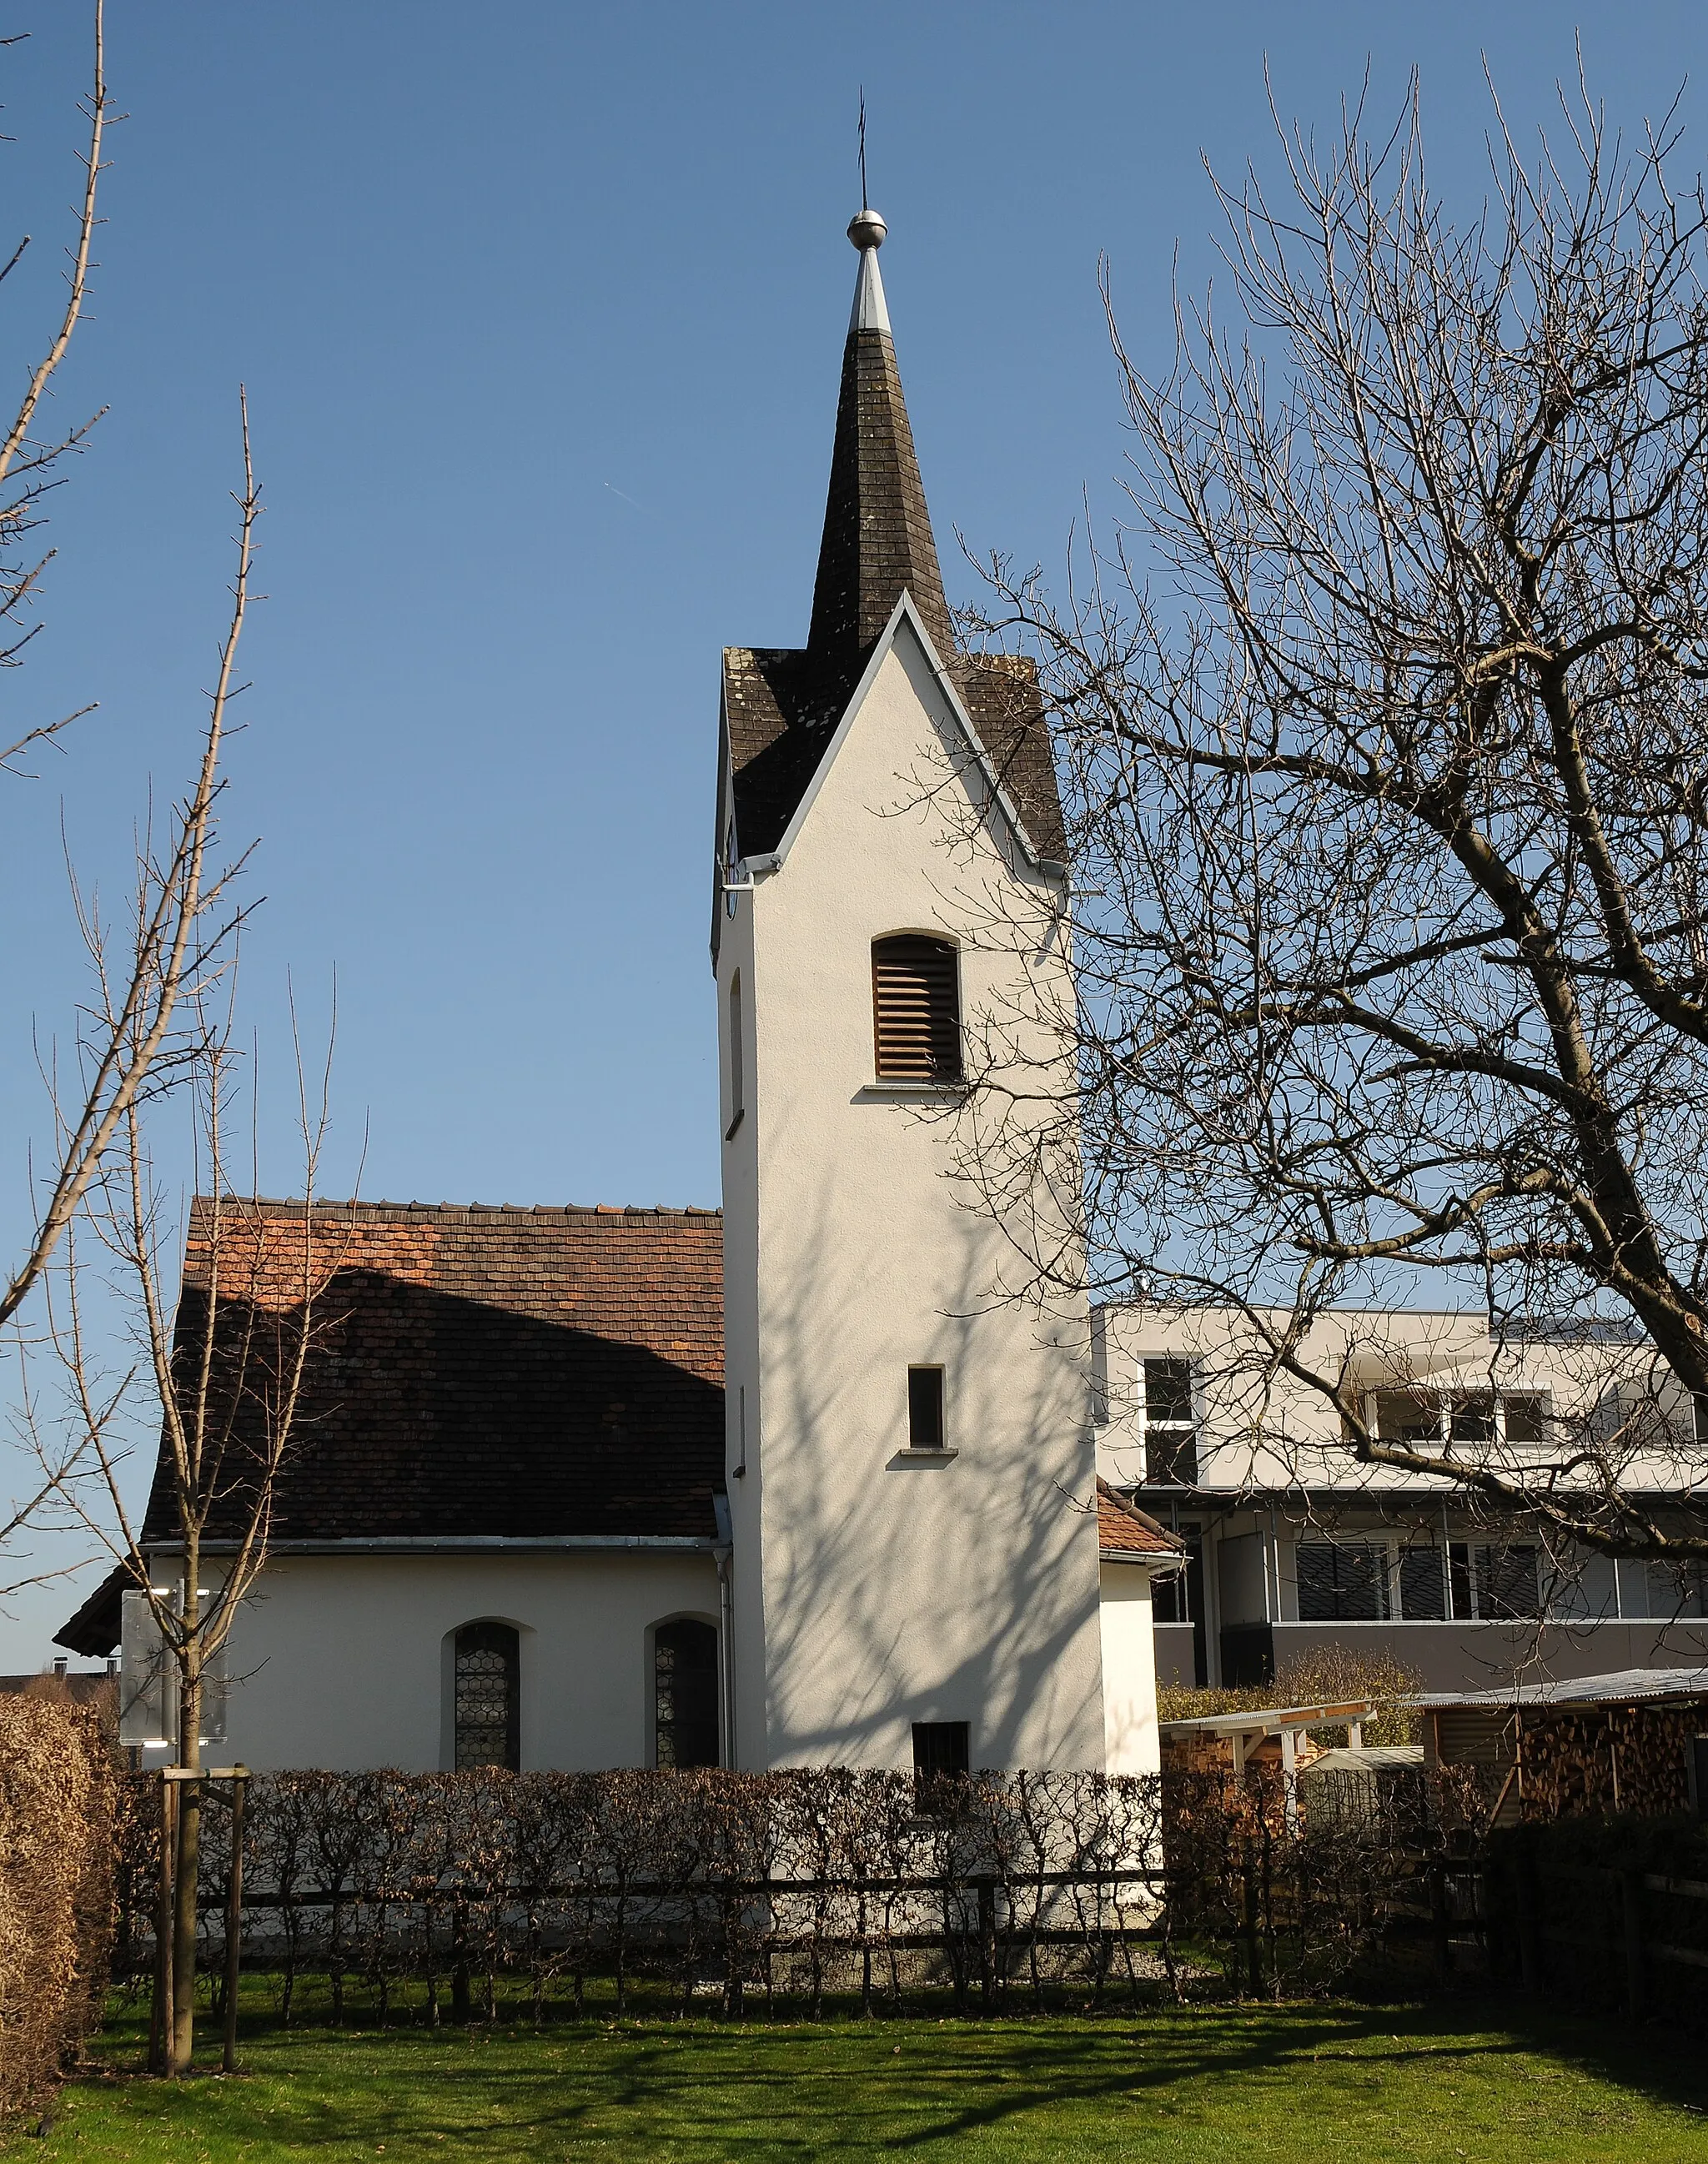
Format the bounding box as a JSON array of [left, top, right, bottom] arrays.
[[712, 211, 1108, 1771]]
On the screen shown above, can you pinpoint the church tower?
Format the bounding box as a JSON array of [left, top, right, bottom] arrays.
[[712, 210, 1105, 1770]]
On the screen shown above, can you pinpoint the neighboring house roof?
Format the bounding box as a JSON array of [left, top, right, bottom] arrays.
[[133, 1199, 726, 1554], [1096, 1478, 1183, 1561], [1300, 1745, 1424, 1775], [721, 220, 1067, 882], [1158, 1700, 1379, 1738], [54, 1566, 129, 1659]]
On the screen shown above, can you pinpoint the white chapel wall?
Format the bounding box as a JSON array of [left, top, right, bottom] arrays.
[[210, 1550, 721, 1773], [1098, 1564, 1162, 1775]]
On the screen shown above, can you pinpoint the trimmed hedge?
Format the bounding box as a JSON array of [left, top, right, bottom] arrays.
[[0, 1691, 117, 2117], [118, 1762, 1488, 2019]]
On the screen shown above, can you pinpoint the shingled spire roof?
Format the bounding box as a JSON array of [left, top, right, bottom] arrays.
[[718, 213, 1067, 918], [805, 208, 956, 663]]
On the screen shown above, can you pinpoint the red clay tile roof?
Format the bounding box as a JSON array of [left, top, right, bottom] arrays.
[[1097, 1478, 1183, 1559], [138, 1199, 726, 1549]]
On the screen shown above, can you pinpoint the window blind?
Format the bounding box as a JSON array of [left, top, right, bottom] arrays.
[[872, 936, 962, 1080]]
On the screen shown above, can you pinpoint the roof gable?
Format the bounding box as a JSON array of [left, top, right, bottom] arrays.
[[772, 595, 1067, 872], [724, 604, 1068, 869]]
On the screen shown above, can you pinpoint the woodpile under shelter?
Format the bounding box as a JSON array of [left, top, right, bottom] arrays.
[[1419, 1666, 1708, 1826]]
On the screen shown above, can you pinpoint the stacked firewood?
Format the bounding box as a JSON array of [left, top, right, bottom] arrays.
[[1519, 1705, 1696, 1822]]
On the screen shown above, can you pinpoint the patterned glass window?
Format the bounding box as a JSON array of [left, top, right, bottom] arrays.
[[1447, 1542, 1541, 1620], [454, 1620, 520, 1770], [1397, 1544, 1448, 1619], [1295, 1542, 1391, 1622], [654, 1619, 720, 1769]]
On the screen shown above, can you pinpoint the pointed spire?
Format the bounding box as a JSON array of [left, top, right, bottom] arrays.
[[806, 211, 955, 665]]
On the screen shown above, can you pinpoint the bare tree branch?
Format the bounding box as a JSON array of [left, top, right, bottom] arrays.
[[963, 68, 1708, 1562]]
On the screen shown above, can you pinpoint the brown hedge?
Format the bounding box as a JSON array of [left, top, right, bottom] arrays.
[[117, 1762, 1489, 2020], [0, 1690, 117, 2117]]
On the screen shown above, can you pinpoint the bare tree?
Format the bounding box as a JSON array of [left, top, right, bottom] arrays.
[[0, 0, 107, 770], [3, 7, 253, 1574], [969, 69, 1708, 1566], [42, 1057, 339, 2076], [19, 416, 344, 2075]]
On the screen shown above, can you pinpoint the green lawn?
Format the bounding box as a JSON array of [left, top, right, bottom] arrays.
[[28, 1996, 1708, 2162]]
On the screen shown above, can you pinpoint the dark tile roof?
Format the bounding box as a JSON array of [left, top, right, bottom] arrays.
[[725, 646, 1066, 864], [133, 1200, 726, 1551], [950, 653, 1068, 865], [721, 286, 1067, 873], [54, 1565, 128, 1658], [807, 325, 955, 662]]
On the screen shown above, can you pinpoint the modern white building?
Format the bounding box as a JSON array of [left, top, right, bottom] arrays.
[[1096, 1300, 1708, 1691], [56, 209, 1178, 1777]]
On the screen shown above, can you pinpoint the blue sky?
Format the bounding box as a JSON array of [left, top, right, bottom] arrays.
[[3, 0, 1703, 1664]]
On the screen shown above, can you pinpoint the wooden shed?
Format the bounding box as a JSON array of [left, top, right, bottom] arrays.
[[1159, 1700, 1380, 1830]]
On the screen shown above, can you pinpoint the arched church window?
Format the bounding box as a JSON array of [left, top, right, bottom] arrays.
[[454, 1620, 520, 1770], [653, 1617, 720, 1768], [872, 935, 962, 1081]]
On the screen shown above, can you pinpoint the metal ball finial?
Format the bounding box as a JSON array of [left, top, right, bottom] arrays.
[[847, 208, 887, 252]]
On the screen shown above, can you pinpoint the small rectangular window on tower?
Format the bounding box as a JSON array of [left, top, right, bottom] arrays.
[[907, 1365, 945, 1449], [725, 974, 745, 1140]]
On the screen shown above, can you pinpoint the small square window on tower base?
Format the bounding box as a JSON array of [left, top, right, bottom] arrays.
[[912, 1720, 970, 1776]]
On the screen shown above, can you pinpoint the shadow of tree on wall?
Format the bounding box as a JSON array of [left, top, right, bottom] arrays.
[[746, 1148, 1103, 1770]]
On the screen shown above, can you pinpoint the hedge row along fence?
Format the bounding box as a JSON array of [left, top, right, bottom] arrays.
[[0, 1693, 118, 2116], [117, 1765, 1494, 2022]]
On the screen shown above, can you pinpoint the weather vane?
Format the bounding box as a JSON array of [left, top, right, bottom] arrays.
[[858, 88, 867, 213]]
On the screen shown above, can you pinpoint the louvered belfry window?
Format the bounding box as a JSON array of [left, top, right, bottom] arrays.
[[872, 935, 962, 1080]]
